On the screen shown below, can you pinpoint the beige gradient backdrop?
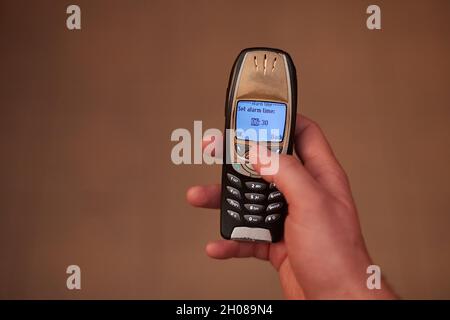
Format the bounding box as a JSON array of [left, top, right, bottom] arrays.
[[0, 0, 449, 299]]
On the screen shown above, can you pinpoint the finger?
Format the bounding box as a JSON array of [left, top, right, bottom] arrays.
[[206, 240, 270, 261], [295, 115, 351, 200], [186, 184, 221, 209], [207, 240, 288, 271], [249, 147, 322, 210]]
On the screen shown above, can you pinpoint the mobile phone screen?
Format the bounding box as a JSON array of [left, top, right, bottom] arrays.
[[235, 100, 286, 142]]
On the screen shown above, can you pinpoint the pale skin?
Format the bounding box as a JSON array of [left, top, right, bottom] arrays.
[[186, 115, 397, 299]]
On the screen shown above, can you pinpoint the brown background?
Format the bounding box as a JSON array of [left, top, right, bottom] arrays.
[[0, 0, 449, 299]]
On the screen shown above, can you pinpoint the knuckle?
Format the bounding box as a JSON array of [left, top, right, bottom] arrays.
[[308, 119, 321, 132]]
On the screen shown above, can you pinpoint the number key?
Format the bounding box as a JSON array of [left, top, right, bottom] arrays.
[[244, 215, 263, 223], [226, 198, 240, 210], [244, 203, 265, 213], [226, 186, 241, 199], [267, 202, 283, 212], [244, 193, 265, 202], [245, 181, 266, 191], [227, 173, 241, 187], [268, 191, 282, 200]]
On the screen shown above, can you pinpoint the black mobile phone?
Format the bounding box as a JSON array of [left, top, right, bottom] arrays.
[[220, 48, 297, 243]]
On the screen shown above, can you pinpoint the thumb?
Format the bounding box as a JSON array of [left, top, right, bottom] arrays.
[[249, 145, 322, 211]]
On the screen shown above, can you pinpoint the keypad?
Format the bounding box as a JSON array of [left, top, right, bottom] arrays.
[[226, 186, 241, 199], [244, 215, 263, 223], [245, 181, 266, 191], [225, 175, 286, 226], [244, 193, 265, 202]]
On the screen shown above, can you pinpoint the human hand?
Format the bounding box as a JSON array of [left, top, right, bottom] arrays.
[[186, 115, 396, 299]]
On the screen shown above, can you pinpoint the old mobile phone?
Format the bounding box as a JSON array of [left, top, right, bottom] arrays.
[[220, 48, 297, 242]]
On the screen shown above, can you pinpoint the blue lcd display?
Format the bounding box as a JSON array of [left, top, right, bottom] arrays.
[[235, 100, 286, 142]]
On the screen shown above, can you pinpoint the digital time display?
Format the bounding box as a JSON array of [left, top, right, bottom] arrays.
[[235, 100, 287, 142]]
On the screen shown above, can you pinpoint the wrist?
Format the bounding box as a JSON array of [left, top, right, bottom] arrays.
[[303, 247, 397, 300]]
